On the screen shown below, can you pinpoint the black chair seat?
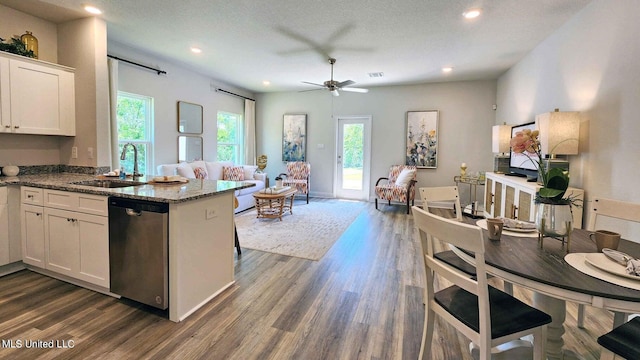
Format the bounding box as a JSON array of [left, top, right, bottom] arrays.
[[435, 285, 552, 339], [434, 250, 476, 276], [598, 317, 640, 359]]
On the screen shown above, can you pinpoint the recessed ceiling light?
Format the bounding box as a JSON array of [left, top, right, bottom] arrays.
[[190, 47, 202, 54], [262, 80, 271, 86], [442, 67, 453, 73], [84, 5, 102, 15], [462, 8, 481, 19]]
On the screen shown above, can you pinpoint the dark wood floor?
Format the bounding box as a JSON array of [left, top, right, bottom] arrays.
[[0, 200, 612, 359]]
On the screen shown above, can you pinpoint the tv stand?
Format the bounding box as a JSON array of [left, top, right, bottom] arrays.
[[505, 172, 527, 178], [483, 172, 583, 227]]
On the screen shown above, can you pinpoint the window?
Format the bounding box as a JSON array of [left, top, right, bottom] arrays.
[[217, 111, 243, 163], [117, 91, 154, 175]]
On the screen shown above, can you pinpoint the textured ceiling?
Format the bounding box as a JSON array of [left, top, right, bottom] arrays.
[[0, 0, 592, 94]]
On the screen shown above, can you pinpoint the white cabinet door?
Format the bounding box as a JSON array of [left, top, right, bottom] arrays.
[[21, 204, 45, 267], [77, 212, 109, 287], [0, 203, 8, 265], [44, 208, 79, 277], [8, 58, 75, 136], [43, 204, 109, 287], [0, 57, 10, 132]]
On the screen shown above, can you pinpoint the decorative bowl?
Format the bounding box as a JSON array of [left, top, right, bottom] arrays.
[[2, 165, 19, 176]]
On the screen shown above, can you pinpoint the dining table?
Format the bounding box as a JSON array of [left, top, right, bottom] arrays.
[[452, 220, 640, 360]]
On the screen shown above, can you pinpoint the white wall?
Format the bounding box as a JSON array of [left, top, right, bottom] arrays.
[[496, 0, 640, 236], [257, 80, 497, 200], [109, 42, 254, 172], [0, 4, 57, 63]]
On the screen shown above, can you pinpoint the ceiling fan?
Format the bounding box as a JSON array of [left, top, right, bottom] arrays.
[[301, 58, 369, 96]]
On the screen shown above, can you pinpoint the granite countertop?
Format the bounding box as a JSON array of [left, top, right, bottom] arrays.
[[0, 173, 254, 203]]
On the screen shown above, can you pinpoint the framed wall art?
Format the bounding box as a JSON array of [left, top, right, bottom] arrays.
[[282, 114, 307, 162], [406, 110, 438, 168]]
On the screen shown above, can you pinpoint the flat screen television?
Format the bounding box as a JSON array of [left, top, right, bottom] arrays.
[[508, 122, 539, 179]]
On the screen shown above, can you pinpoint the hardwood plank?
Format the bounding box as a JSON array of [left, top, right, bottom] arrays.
[[0, 200, 608, 359]]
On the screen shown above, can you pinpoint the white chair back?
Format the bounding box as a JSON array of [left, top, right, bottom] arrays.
[[419, 186, 462, 221], [413, 206, 491, 349], [587, 198, 640, 240]]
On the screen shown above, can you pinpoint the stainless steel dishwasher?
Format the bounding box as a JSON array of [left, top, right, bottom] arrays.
[[109, 197, 169, 310]]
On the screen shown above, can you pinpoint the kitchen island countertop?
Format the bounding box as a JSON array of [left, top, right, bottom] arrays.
[[0, 173, 254, 203]]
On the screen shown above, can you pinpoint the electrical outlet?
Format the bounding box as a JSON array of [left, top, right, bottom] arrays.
[[205, 208, 217, 219], [71, 146, 78, 159], [88, 147, 94, 159]]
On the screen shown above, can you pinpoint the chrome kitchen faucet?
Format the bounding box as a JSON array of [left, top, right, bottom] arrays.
[[120, 143, 143, 177]]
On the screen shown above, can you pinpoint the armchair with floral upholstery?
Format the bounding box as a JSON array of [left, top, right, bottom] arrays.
[[278, 161, 311, 203], [374, 165, 417, 214]]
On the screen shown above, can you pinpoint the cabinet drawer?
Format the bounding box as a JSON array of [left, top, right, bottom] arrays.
[[44, 189, 108, 216], [0, 187, 6, 204], [21, 187, 43, 205]]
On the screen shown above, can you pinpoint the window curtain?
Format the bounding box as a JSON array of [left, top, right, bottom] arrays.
[[107, 58, 120, 170], [244, 99, 256, 165]]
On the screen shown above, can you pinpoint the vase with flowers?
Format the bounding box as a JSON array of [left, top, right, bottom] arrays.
[[510, 128, 580, 241]]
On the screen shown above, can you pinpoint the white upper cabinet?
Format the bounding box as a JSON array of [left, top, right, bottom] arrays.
[[0, 52, 75, 136]]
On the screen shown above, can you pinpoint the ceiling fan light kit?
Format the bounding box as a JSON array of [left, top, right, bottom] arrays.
[[301, 58, 369, 96]]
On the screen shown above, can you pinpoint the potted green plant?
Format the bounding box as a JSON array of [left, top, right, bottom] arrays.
[[510, 129, 581, 237]]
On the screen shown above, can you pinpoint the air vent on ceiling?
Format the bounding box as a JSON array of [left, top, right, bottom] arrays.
[[368, 72, 384, 78]]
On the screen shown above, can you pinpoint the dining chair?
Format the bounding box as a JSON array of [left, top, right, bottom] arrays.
[[419, 186, 476, 276], [597, 316, 640, 360], [413, 206, 552, 360], [577, 198, 640, 328]]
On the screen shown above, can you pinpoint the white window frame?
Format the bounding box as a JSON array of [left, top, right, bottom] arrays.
[[117, 91, 154, 175]]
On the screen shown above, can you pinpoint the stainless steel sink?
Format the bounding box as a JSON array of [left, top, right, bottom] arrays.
[[71, 179, 147, 188]]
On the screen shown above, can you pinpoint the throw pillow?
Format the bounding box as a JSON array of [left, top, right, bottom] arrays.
[[243, 165, 258, 180], [395, 168, 416, 187], [223, 166, 245, 181], [193, 167, 208, 179], [176, 162, 196, 178], [206, 161, 233, 180]]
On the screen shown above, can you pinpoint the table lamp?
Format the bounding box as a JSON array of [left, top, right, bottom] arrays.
[[536, 110, 580, 158], [492, 123, 512, 173], [536, 110, 580, 174]]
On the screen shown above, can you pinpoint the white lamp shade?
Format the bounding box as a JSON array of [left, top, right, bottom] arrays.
[[492, 124, 512, 153], [536, 111, 580, 155]]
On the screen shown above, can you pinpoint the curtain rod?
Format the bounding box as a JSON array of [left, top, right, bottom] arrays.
[[107, 54, 167, 75], [216, 88, 255, 102]]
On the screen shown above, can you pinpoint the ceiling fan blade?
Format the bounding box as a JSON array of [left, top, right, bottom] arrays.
[[299, 88, 324, 93], [302, 81, 326, 88], [330, 89, 340, 97], [336, 80, 355, 88], [341, 87, 369, 93]]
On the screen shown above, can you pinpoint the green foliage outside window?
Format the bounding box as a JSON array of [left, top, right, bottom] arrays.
[[217, 112, 241, 163], [117, 93, 152, 174], [343, 123, 364, 169]]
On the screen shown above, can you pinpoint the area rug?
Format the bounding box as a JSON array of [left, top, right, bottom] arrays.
[[234, 199, 366, 261]]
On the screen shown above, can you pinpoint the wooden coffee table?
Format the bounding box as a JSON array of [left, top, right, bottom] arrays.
[[253, 187, 296, 221]]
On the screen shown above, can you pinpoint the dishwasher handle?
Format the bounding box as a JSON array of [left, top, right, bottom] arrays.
[[108, 197, 169, 213], [126, 208, 142, 216]]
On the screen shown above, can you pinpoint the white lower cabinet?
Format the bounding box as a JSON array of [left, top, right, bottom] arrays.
[[20, 187, 109, 288], [44, 207, 109, 287]]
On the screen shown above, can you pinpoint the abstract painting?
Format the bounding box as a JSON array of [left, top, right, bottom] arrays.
[[283, 114, 306, 162], [406, 110, 438, 168]]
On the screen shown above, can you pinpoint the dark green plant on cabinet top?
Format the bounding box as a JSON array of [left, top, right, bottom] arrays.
[[0, 37, 36, 58]]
